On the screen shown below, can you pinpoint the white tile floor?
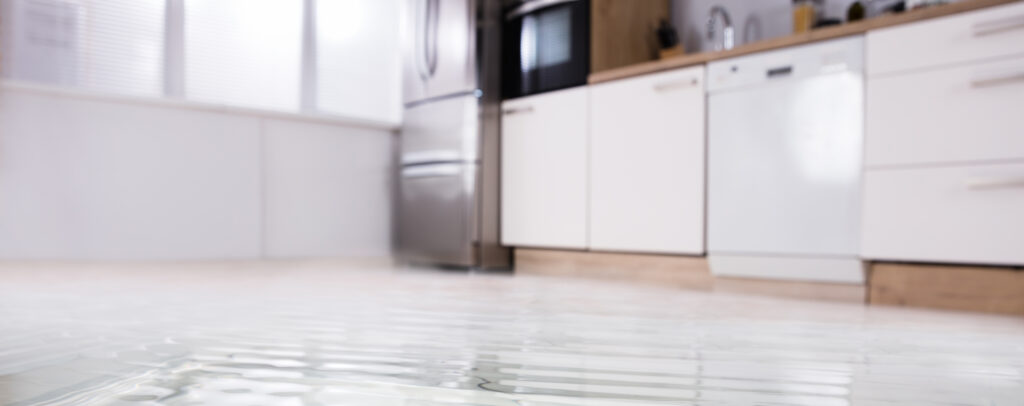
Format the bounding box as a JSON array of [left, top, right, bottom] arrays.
[[1, 262, 1022, 405]]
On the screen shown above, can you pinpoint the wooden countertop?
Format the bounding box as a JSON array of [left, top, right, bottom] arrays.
[[588, 0, 1022, 84]]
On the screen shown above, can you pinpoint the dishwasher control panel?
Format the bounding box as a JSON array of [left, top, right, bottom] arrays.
[[707, 36, 865, 93]]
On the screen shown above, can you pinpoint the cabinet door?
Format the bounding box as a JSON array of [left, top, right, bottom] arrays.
[[867, 1, 1024, 76], [865, 55, 1024, 167], [501, 88, 588, 249], [861, 162, 1024, 266], [589, 67, 705, 254]]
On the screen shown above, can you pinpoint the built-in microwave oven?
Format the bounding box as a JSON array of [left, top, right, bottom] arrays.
[[502, 0, 589, 99]]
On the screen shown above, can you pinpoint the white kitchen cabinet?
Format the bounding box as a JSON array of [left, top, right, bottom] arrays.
[[501, 87, 589, 249], [861, 162, 1024, 266], [867, 1, 1024, 76], [866, 54, 1024, 167], [862, 5, 1024, 266], [588, 66, 705, 254]]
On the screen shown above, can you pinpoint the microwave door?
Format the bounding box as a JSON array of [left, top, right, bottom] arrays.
[[503, 0, 588, 99]]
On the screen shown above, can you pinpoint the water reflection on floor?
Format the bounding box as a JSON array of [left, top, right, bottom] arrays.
[[1, 262, 1022, 405]]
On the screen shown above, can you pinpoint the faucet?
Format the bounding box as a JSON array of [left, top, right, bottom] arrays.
[[707, 5, 734, 51]]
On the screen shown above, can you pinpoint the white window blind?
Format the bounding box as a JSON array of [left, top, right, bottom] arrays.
[[0, 0, 165, 97], [184, 0, 302, 112], [314, 0, 401, 123], [0, 0, 401, 122]]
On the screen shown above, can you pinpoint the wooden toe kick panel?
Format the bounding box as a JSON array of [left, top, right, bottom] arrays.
[[514, 249, 865, 302], [514, 249, 1024, 314], [514, 249, 714, 291], [869, 262, 1024, 316]]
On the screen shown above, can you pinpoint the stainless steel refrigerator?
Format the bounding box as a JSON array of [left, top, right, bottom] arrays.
[[398, 0, 510, 269]]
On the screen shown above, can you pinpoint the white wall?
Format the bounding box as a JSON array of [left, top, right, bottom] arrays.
[[670, 0, 910, 53], [263, 119, 393, 258], [0, 83, 395, 261]]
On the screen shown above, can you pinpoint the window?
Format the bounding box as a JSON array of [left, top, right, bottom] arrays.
[[184, 0, 302, 112], [314, 0, 400, 123], [1, 0, 165, 97], [0, 0, 400, 122]]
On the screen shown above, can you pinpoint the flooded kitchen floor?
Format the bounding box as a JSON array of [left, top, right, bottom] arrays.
[[1, 262, 1022, 405]]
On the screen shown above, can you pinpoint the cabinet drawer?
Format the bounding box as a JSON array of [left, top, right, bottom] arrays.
[[861, 162, 1024, 266], [867, 2, 1024, 76], [865, 55, 1024, 167]]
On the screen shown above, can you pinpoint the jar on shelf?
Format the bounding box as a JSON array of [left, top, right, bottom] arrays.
[[793, 0, 817, 33]]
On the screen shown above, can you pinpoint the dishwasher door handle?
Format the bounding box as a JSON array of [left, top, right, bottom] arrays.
[[766, 66, 793, 78]]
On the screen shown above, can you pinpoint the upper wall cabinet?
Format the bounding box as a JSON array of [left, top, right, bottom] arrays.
[[589, 66, 706, 255], [501, 87, 589, 250]]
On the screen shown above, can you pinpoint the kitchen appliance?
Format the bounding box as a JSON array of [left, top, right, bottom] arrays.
[[502, 0, 590, 99], [398, 0, 510, 269], [706, 36, 865, 283]]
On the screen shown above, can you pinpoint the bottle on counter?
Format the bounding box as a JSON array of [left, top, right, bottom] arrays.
[[793, 0, 817, 33], [847, 1, 866, 22]]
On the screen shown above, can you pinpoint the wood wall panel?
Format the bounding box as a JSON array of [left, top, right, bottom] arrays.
[[591, 0, 670, 73]]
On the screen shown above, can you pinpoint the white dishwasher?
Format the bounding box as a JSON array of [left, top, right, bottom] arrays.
[[706, 36, 865, 284]]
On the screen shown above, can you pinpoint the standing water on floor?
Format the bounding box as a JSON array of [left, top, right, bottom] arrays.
[[1, 263, 1022, 405]]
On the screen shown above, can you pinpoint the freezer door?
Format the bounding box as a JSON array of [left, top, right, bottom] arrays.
[[400, 94, 479, 165], [403, 0, 476, 105], [397, 163, 477, 266]]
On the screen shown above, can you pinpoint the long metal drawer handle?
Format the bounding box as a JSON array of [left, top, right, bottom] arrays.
[[972, 16, 1024, 36], [402, 165, 462, 178], [967, 175, 1024, 190], [971, 72, 1024, 88], [653, 78, 699, 92], [503, 106, 534, 115]]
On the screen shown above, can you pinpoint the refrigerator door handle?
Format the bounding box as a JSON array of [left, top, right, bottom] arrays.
[[425, 0, 440, 78], [415, 0, 431, 81]]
